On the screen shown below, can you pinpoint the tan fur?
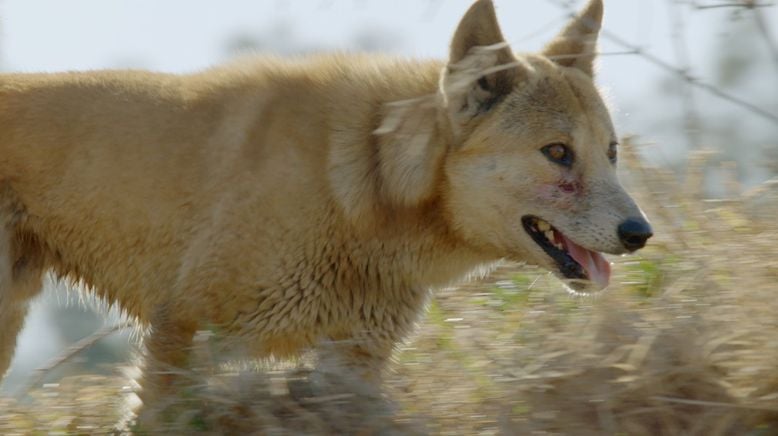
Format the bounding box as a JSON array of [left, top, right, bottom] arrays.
[[0, 0, 648, 423]]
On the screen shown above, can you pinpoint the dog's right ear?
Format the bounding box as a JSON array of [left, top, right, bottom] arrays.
[[440, 0, 521, 137], [543, 0, 603, 77]]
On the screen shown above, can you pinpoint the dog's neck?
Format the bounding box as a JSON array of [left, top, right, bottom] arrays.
[[319, 59, 498, 289]]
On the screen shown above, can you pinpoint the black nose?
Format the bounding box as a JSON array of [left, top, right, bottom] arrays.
[[618, 218, 653, 251]]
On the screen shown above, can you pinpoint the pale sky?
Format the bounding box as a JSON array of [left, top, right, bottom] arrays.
[[1, 0, 775, 163], [1, 0, 666, 71]]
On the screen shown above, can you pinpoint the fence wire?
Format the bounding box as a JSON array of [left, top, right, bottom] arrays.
[[547, 0, 778, 126]]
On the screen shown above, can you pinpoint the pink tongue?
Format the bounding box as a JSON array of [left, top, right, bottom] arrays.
[[558, 234, 611, 289]]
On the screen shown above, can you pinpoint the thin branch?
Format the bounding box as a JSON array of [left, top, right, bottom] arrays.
[[693, 2, 774, 9], [652, 395, 778, 412], [15, 321, 133, 399], [545, 50, 641, 61]]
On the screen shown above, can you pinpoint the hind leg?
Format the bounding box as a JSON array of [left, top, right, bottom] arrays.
[[0, 302, 32, 379], [0, 227, 45, 380]]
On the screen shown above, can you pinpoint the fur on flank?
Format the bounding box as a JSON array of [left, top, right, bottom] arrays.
[[0, 0, 650, 425]]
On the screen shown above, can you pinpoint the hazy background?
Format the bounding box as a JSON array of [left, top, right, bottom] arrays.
[[0, 0, 776, 394]]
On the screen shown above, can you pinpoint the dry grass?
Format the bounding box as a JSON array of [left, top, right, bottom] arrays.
[[2, 139, 778, 435]]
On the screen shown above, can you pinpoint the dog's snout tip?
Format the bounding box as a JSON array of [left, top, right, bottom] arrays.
[[618, 218, 653, 251]]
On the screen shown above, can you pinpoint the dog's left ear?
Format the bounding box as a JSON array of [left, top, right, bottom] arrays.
[[440, 0, 521, 134], [543, 0, 603, 77]]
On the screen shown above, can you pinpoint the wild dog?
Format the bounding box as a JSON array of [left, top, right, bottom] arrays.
[[0, 0, 651, 423]]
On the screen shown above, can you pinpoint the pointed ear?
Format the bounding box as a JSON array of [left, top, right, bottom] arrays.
[[441, 0, 521, 132], [449, 0, 512, 66], [543, 0, 603, 76]]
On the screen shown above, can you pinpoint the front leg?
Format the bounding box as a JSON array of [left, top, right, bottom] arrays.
[[309, 288, 426, 399], [132, 306, 198, 429], [314, 335, 395, 397]]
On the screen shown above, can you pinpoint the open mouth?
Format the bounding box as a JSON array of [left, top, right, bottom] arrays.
[[521, 215, 611, 290]]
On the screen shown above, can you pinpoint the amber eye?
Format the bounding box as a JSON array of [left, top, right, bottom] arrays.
[[541, 143, 574, 167], [608, 142, 618, 164]]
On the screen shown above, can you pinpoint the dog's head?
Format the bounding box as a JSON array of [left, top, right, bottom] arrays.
[[336, 0, 651, 291], [436, 0, 651, 291]]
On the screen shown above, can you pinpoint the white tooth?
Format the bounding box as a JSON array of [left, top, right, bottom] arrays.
[[537, 221, 551, 232], [544, 230, 555, 241], [556, 242, 564, 250]]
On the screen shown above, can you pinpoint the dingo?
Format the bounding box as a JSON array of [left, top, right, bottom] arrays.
[[0, 0, 651, 422]]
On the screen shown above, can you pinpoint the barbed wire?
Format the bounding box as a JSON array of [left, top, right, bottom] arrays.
[[547, 0, 778, 126]]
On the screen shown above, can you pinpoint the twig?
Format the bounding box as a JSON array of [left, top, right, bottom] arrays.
[[298, 393, 356, 404], [15, 321, 133, 399], [652, 395, 778, 412], [693, 1, 774, 9]]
